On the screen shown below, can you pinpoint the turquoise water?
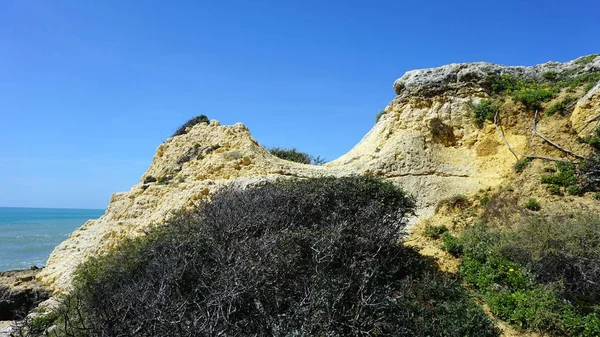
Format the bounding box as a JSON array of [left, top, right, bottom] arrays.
[[0, 207, 104, 272]]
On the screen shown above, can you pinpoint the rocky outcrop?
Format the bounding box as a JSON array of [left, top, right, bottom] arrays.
[[0, 269, 50, 321], [38, 55, 600, 294]]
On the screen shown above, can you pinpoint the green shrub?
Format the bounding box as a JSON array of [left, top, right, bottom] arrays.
[[511, 86, 557, 111], [375, 110, 386, 123], [458, 218, 600, 336], [394, 82, 406, 95], [39, 176, 499, 337], [156, 176, 170, 185], [594, 192, 600, 200], [471, 99, 499, 128], [567, 185, 583, 196], [423, 224, 449, 239], [576, 55, 599, 65], [545, 95, 577, 116], [579, 127, 600, 151], [514, 158, 532, 173], [435, 194, 470, 213], [542, 71, 558, 81], [442, 232, 464, 257], [547, 184, 563, 196], [269, 147, 312, 164], [480, 195, 490, 206], [540, 161, 578, 187], [585, 82, 596, 92], [525, 199, 541, 211], [172, 115, 209, 137]]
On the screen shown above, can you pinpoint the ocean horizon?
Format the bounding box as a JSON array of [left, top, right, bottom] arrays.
[[0, 207, 104, 272]]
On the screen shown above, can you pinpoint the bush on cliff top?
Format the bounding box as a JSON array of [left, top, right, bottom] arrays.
[[172, 115, 209, 137], [31, 176, 499, 337]]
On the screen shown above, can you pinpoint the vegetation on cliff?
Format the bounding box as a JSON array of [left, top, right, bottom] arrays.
[[22, 177, 499, 336]]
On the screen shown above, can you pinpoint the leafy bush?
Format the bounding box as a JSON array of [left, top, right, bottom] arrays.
[[269, 147, 312, 164], [540, 161, 578, 187], [459, 219, 600, 336], [511, 86, 557, 111], [514, 157, 532, 173], [576, 54, 599, 65], [585, 82, 596, 92], [435, 194, 470, 213], [579, 126, 600, 151], [525, 199, 541, 211], [547, 184, 563, 196], [542, 71, 558, 81], [172, 115, 210, 137], [143, 175, 157, 184], [423, 224, 449, 239], [35, 176, 499, 337], [470, 99, 499, 128], [441, 232, 463, 257], [375, 110, 386, 123], [545, 95, 577, 116]]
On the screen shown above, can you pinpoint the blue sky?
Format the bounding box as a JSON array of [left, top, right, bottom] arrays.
[[1, 0, 598, 209]]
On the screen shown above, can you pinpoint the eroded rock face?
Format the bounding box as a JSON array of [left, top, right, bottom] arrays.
[[0, 269, 50, 321], [38, 55, 600, 294]]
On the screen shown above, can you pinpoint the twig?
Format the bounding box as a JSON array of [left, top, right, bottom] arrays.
[[493, 109, 570, 163], [532, 110, 585, 160]]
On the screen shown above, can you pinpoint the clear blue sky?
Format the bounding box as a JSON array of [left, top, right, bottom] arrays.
[[1, 0, 598, 209]]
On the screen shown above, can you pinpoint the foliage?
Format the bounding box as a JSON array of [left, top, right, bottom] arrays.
[[156, 176, 170, 185], [579, 126, 600, 151], [547, 184, 563, 196], [585, 82, 596, 92], [394, 82, 406, 95], [545, 95, 577, 116], [525, 199, 541, 211], [375, 110, 386, 123], [458, 219, 600, 336], [423, 224, 449, 239], [470, 99, 499, 128], [540, 161, 578, 189], [441, 232, 463, 257], [268, 147, 312, 164], [513, 158, 532, 173], [576, 54, 599, 65], [511, 86, 557, 111], [435, 194, 470, 213], [31, 176, 499, 337], [143, 175, 157, 184], [579, 155, 600, 192], [542, 71, 558, 81], [172, 115, 210, 137]]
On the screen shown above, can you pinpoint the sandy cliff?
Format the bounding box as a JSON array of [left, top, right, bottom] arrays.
[[38, 55, 600, 294]]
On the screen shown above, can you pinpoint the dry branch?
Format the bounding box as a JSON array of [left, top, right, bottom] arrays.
[[532, 110, 585, 160]]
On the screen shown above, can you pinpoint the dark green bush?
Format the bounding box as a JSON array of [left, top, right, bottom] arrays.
[[441, 232, 463, 257], [269, 147, 312, 164], [525, 199, 541, 211], [143, 175, 157, 184], [511, 87, 557, 111], [514, 158, 532, 173], [36, 176, 499, 337], [172, 115, 209, 137], [423, 224, 449, 239], [471, 99, 499, 128], [435, 194, 470, 213], [547, 184, 563, 196], [585, 82, 596, 92], [542, 71, 558, 81], [579, 127, 600, 151], [540, 161, 578, 187], [459, 219, 600, 336], [545, 95, 577, 116], [375, 110, 386, 123]]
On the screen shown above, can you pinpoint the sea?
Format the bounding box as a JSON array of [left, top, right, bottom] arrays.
[[0, 207, 104, 272]]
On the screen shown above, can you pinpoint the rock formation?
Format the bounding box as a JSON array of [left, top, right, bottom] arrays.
[[38, 55, 600, 294]]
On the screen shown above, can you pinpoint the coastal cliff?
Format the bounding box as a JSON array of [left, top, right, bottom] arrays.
[[39, 55, 600, 295]]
